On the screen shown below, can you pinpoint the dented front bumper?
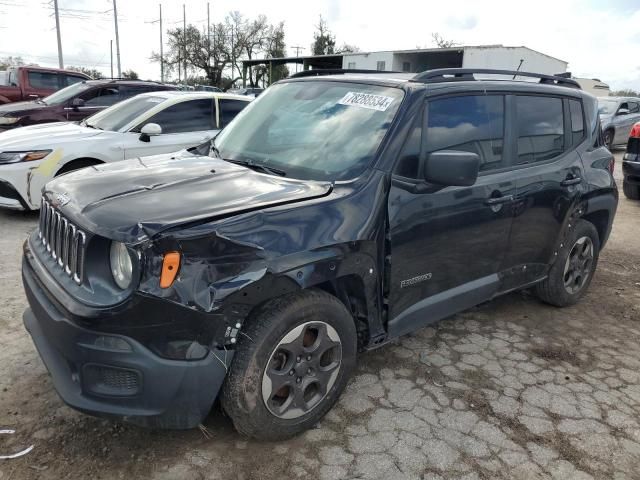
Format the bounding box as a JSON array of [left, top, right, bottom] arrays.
[[22, 240, 234, 429]]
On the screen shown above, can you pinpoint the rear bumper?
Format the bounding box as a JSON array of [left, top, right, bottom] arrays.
[[622, 158, 640, 185], [22, 249, 233, 429]]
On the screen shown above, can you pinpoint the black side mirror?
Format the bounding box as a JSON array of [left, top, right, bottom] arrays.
[[424, 150, 480, 187], [71, 98, 85, 110]]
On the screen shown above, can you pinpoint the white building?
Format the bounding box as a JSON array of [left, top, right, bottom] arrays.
[[241, 45, 568, 87], [341, 45, 567, 76], [573, 78, 610, 97]]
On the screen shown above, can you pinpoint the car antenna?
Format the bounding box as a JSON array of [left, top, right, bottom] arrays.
[[512, 59, 524, 79]]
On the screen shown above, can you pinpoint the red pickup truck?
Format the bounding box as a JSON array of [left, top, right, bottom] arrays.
[[0, 66, 91, 104]]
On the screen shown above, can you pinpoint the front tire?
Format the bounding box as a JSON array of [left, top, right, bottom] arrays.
[[623, 180, 640, 200], [221, 289, 357, 440], [535, 219, 600, 307]]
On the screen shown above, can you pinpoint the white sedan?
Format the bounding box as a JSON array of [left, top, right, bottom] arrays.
[[0, 91, 251, 210]]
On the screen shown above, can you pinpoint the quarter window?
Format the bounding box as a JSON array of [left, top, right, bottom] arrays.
[[515, 96, 565, 164], [142, 99, 215, 133], [569, 99, 585, 146]]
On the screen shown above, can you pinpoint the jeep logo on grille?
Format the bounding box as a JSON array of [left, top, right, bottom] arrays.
[[52, 192, 70, 207]]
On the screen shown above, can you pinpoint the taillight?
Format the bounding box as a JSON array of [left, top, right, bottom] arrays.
[[630, 122, 640, 139]]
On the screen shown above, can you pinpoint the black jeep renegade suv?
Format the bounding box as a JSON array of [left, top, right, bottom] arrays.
[[22, 69, 618, 440]]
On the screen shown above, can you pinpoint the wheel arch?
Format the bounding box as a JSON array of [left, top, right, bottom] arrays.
[[217, 255, 384, 350], [54, 157, 104, 176], [581, 209, 610, 249]]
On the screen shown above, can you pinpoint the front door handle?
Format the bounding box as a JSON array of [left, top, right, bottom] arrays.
[[561, 176, 582, 187], [485, 194, 514, 206]]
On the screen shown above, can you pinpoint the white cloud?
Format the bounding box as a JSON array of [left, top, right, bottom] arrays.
[[0, 0, 638, 90]]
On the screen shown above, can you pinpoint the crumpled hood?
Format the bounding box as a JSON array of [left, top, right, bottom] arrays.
[[0, 121, 103, 150], [0, 100, 47, 116], [44, 152, 332, 243]]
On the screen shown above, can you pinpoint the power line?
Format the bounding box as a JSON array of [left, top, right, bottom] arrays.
[[0, 50, 112, 66]]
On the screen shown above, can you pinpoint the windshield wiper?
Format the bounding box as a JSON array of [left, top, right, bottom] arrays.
[[226, 158, 287, 177], [84, 122, 102, 130], [208, 140, 286, 177]]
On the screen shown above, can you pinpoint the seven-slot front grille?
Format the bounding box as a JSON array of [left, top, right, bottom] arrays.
[[38, 199, 86, 284]]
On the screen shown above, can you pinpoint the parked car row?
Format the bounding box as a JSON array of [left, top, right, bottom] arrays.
[[0, 90, 251, 209], [0, 66, 91, 104], [598, 96, 640, 148], [14, 68, 619, 441], [0, 79, 176, 130]]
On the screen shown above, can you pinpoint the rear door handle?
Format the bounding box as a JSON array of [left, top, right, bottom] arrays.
[[485, 194, 514, 206], [561, 176, 582, 187]]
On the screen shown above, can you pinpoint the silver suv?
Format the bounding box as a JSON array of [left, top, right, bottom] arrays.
[[598, 97, 640, 148]]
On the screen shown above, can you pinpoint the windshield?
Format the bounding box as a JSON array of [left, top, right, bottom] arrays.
[[84, 95, 165, 131], [42, 82, 93, 105], [214, 81, 404, 181], [598, 99, 618, 115]]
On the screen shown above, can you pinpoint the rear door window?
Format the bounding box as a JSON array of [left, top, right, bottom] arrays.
[[28, 71, 60, 90], [219, 99, 248, 128], [515, 96, 565, 164], [141, 99, 215, 133]]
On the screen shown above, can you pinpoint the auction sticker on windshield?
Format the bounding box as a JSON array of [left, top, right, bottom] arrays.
[[338, 92, 395, 112]]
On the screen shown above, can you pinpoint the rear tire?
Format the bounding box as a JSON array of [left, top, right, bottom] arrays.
[[221, 289, 357, 440], [603, 129, 614, 149], [623, 180, 640, 200], [535, 219, 600, 307]]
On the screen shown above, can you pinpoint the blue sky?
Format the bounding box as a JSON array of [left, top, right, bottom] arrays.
[[0, 0, 638, 90]]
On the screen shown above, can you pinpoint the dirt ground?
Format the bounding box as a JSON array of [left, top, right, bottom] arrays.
[[1, 152, 639, 480]]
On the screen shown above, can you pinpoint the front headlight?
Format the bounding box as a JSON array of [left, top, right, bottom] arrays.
[[0, 150, 51, 164], [110, 241, 133, 289], [0, 117, 20, 125]]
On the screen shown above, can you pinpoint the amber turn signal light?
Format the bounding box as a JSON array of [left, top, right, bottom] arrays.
[[160, 251, 181, 288]]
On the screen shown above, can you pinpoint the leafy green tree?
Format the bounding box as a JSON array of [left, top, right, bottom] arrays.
[[66, 66, 103, 79], [311, 15, 336, 55], [122, 69, 139, 80]]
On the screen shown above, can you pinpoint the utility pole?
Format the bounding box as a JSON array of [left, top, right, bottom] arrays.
[[113, 0, 122, 77], [159, 4, 164, 82], [183, 4, 187, 84], [291, 46, 304, 73], [110, 40, 113, 79], [207, 3, 210, 72], [53, 0, 63, 68], [230, 24, 235, 81]]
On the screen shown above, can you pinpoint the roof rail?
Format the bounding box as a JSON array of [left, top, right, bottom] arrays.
[[104, 78, 166, 84], [411, 68, 581, 89], [290, 68, 400, 78]]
